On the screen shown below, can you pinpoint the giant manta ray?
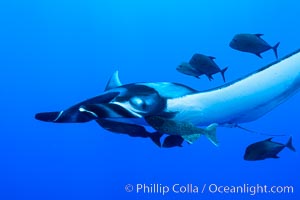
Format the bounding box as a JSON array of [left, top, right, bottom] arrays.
[[36, 49, 300, 147]]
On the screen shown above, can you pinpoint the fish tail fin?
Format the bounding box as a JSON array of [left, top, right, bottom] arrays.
[[220, 67, 228, 82], [272, 42, 280, 59], [204, 123, 219, 147], [286, 136, 296, 152], [149, 132, 163, 148]]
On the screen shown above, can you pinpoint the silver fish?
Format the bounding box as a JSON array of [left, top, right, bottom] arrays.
[[230, 33, 280, 59], [244, 137, 296, 161], [177, 53, 228, 82]]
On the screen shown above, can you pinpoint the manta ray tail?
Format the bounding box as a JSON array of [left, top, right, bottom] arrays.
[[204, 123, 219, 147]]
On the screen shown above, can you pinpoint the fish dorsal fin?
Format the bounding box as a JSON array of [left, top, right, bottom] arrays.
[[265, 137, 273, 141], [255, 33, 264, 38], [104, 70, 122, 91], [208, 56, 216, 60]]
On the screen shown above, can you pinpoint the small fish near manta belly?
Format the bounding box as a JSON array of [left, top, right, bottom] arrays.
[[162, 135, 185, 148], [145, 116, 219, 146], [244, 137, 296, 161], [229, 33, 280, 59]]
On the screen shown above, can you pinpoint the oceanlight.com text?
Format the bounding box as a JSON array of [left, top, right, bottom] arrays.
[[124, 183, 294, 196], [208, 183, 294, 196]]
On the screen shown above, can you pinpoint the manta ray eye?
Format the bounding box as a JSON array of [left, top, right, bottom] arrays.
[[129, 96, 148, 111]]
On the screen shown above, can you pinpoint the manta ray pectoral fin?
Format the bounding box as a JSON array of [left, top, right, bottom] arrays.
[[204, 123, 219, 147], [96, 119, 163, 147], [182, 134, 201, 144], [104, 70, 122, 91]]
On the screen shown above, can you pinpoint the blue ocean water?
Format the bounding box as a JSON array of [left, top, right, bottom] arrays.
[[1, 0, 299, 199]]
